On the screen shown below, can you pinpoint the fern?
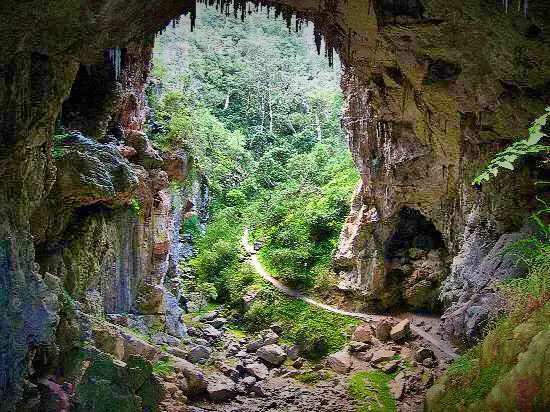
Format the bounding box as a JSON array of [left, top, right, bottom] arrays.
[[473, 107, 549, 185]]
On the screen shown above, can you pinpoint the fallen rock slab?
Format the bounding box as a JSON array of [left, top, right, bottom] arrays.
[[327, 350, 352, 373], [206, 373, 237, 402], [390, 319, 411, 341], [352, 323, 373, 343], [256, 344, 287, 366], [188, 345, 211, 364], [376, 320, 393, 341], [245, 362, 269, 380], [371, 349, 396, 364]]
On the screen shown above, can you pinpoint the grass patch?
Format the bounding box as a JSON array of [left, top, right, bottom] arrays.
[[294, 370, 332, 385], [152, 358, 175, 376], [190, 302, 221, 317], [238, 282, 360, 359], [349, 370, 398, 412]]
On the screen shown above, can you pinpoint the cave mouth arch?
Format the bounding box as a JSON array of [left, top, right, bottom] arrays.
[[59, 0, 347, 143]]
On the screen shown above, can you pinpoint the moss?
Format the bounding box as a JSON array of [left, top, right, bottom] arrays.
[[152, 358, 175, 376], [426, 303, 550, 411], [238, 282, 360, 359], [71, 346, 159, 412], [348, 370, 398, 412], [294, 370, 332, 385]]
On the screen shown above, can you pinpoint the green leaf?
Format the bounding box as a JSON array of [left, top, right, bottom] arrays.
[[527, 130, 545, 145], [489, 167, 499, 177], [497, 160, 515, 170], [533, 113, 548, 127], [504, 154, 518, 163]]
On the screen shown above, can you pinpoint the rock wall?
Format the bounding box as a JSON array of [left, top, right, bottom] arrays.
[[334, 0, 550, 347], [0, 0, 549, 408]]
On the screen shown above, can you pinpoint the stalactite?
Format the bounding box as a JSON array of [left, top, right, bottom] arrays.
[[106, 48, 122, 80], [159, 0, 339, 67]]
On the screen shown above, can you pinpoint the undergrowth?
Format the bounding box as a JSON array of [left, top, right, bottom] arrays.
[[230, 272, 360, 359], [348, 370, 398, 412], [427, 204, 550, 410]]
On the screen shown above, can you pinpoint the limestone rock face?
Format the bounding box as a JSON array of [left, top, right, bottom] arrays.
[[53, 132, 139, 206]]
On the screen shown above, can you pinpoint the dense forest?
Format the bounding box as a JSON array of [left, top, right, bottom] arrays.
[[148, 6, 360, 357]]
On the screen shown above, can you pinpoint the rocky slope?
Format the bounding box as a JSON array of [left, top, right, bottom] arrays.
[[0, 0, 549, 410]]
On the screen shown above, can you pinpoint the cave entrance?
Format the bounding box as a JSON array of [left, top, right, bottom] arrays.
[[145, 2, 360, 303], [384, 207, 448, 313]]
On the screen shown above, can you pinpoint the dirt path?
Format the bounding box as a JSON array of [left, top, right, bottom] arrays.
[[241, 229, 458, 360]]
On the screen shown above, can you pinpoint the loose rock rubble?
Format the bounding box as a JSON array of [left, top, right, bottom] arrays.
[[174, 315, 454, 412], [101, 308, 453, 412]]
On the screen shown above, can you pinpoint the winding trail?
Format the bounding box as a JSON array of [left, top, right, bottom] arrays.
[[241, 229, 458, 359]]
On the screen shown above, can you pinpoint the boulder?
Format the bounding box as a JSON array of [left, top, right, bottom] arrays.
[[327, 350, 352, 373], [152, 332, 181, 347], [376, 320, 393, 341], [348, 341, 370, 352], [242, 376, 257, 386], [382, 360, 401, 373], [256, 344, 287, 366], [202, 324, 223, 340], [390, 319, 411, 341], [292, 358, 305, 369], [246, 339, 264, 352], [389, 372, 406, 400], [250, 381, 269, 398], [415, 347, 435, 362], [206, 373, 237, 402], [245, 362, 269, 380], [166, 347, 188, 359], [206, 317, 227, 329], [371, 349, 396, 364], [119, 330, 160, 362], [352, 323, 373, 343], [260, 329, 280, 345], [171, 357, 208, 393], [200, 311, 219, 322], [188, 345, 212, 364]]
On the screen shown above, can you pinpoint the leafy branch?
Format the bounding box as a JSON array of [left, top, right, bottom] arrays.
[[472, 107, 549, 185]]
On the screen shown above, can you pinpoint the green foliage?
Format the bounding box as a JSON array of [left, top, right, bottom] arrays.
[[348, 371, 398, 412], [52, 124, 71, 158], [130, 198, 141, 218], [428, 205, 550, 410], [195, 281, 218, 301], [240, 285, 360, 359], [151, 5, 359, 356], [473, 107, 549, 184], [152, 358, 174, 376], [182, 214, 201, 239], [251, 146, 359, 288], [294, 370, 331, 384], [189, 207, 245, 301], [500, 203, 550, 304]]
